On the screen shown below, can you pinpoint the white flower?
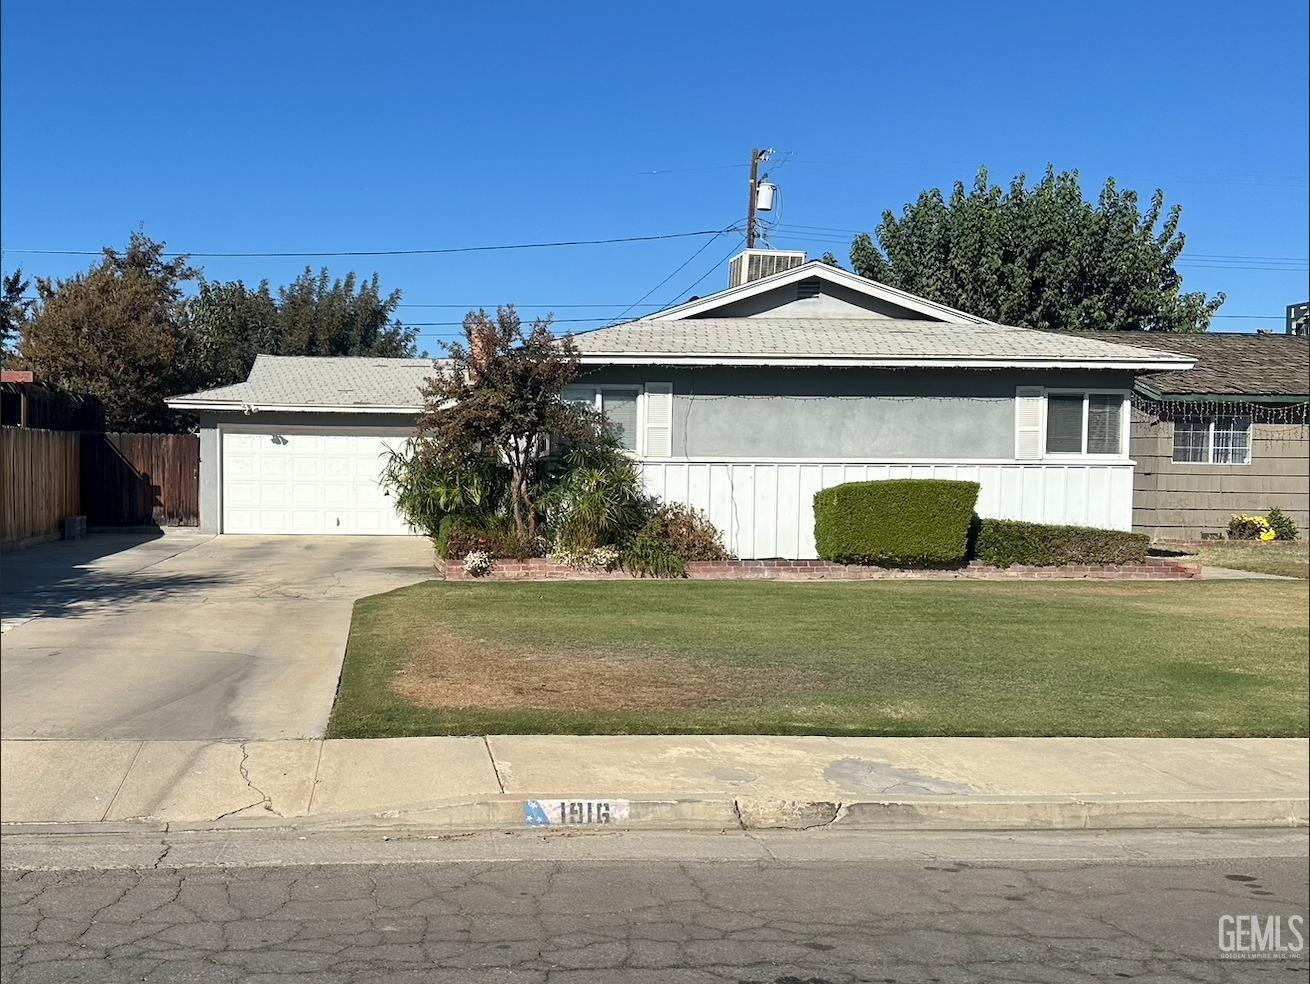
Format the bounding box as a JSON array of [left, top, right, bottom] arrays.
[[463, 551, 494, 577]]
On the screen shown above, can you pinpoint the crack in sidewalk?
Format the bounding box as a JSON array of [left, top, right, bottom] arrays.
[[210, 742, 283, 822]]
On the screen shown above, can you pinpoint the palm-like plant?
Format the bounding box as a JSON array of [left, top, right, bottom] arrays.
[[543, 444, 651, 551]]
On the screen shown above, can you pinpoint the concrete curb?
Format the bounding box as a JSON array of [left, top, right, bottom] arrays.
[[5, 794, 1305, 837]]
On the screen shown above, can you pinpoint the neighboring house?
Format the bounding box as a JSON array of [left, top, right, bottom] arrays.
[[166, 251, 1193, 555], [1106, 332, 1309, 541]]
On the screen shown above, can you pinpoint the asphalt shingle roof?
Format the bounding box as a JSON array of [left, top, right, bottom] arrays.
[[1102, 332, 1310, 397], [571, 318, 1184, 365], [174, 355, 440, 408]]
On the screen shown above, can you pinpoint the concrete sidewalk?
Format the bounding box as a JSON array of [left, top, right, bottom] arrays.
[[2, 736, 1306, 832]]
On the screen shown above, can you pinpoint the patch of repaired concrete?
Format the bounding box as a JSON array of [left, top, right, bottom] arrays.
[[823, 758, 974, 797]]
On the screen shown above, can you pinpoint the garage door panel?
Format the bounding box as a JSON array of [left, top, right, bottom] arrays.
[[222, 429, 413, 536]]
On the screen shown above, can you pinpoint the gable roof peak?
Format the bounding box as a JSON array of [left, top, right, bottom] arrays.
[[646, 259, 993, 325]]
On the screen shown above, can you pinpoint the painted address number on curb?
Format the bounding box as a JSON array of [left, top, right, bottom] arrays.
[[525, 800, 630, 826]]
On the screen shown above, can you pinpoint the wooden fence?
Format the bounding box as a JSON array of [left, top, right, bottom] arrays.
[[1, 427, 82, 548], [1, 428, 199, 549], [81, 432, 200, 528]]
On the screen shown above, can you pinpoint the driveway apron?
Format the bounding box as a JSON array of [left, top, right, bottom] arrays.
[[0, 534, 434, 740]]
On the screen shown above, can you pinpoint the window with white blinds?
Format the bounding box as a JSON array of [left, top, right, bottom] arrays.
[[1045, 394, 1085, 453], [1087, 394, 1123, 454], [560, 385, 657, 455], [1018, 388, 1128, 458]]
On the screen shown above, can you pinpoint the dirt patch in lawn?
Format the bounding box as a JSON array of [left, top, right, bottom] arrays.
[[390, 634, 808, 712]]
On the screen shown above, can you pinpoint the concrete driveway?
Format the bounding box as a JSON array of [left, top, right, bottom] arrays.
[[0, 534, 435, 740]]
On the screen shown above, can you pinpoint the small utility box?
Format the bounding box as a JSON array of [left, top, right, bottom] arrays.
[[62, 515, 87, 541]]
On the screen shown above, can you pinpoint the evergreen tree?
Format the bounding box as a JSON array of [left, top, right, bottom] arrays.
[[848, 167, 1224, 332]]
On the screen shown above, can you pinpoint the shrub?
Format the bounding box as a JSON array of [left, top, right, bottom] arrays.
[[462, 551, 494, 578], [647, 503, 730, 561], [436, 515, 544, 560], [381, 443, 507, 538], [622, 513, 689, 578], [437, 514, 498, 559], [973, 519, 1150, 567], [543, 445, 651, 551], [1267, 507, 1299, 542], [1228, 514, 1273, 541], [813, 479, 980, 567]]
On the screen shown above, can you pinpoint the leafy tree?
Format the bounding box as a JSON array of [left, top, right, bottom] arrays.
[[187, 280, 280, 388], [410, 307, 608, 541], [848, 167, 1224, 332], [189, 269, 419, 388], [275, 267, 415, 358], [186, 280, 280, 387], [1, 269, 33, 359], [15, 233, 199, 430]]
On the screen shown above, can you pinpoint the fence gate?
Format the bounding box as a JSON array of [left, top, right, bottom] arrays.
[[80, 432, 200, 528]]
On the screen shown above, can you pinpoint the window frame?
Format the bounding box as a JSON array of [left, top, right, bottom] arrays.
[[1040, 388, 1131, 461], [563, 384, 646, 456], [1171, 415, 1253, 466]]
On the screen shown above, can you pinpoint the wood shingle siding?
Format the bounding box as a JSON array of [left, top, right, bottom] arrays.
[[1132, 417, 1309, 540]]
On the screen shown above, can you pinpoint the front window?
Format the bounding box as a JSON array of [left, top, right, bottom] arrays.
[[563, 386, 641, 452], [1045, 392, 1124, 456], [1172, 415, 1251, 464]]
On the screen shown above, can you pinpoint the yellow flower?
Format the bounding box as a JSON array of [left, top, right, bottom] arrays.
[[1260, 529, 1276, 542]]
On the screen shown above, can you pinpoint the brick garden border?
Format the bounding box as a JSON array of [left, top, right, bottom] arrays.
[[437, 556, 1201, 582]]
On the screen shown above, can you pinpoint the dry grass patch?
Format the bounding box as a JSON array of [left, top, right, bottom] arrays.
[[390, 634, 810, 713]]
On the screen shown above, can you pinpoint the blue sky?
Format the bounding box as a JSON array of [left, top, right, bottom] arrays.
[[3, 0, 1306, 349]]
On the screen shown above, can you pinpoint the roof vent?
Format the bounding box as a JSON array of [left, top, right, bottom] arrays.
[[728, 249, 806, 288], [795, 278, 821, 301]]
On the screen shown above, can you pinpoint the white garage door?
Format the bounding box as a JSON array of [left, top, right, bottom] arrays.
[[222, 430, 413, 535]]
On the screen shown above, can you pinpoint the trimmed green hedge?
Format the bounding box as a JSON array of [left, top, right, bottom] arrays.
[[814, 479, 980, 568], [974, 519, 1150, 568]]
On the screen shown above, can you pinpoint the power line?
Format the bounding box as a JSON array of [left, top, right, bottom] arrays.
[[0, 229, 725, 259], [608, 225, 739, 324], [661, 235, 748, 309], [767, 233, 1310, 270], [396, 302, 664, 309]]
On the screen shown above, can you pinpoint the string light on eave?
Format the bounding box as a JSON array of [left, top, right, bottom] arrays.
[[1131, 393, 1309, 427]]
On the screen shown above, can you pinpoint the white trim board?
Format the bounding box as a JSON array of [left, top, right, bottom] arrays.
[[169, 400, 422, 414]]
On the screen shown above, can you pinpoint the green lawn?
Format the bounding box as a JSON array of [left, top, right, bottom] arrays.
[[1159, 541, 1309, 580], [329, 579, 1309, 739]]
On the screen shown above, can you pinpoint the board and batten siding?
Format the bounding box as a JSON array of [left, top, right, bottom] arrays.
[[1131, 415, 1309, 540], [641, 460, 1134, 560], [574, 366, 1138, 559]]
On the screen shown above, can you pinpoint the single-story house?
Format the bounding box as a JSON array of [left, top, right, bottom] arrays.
[[1105, 331, 1308, 540], [167, 250, 1192, 556]]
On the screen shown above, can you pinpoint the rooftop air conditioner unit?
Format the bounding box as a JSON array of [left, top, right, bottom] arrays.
[[728, 249, 806, 288]]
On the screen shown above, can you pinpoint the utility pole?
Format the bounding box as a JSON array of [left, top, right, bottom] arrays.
[[745, 147, 771, 249]]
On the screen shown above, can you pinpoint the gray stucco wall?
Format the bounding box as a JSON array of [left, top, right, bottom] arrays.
[[575, 366, 1137, 460], [196, 410, 418, 534]]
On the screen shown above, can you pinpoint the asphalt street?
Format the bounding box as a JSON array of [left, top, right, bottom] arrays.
[[2, 828, 1307, 983]]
